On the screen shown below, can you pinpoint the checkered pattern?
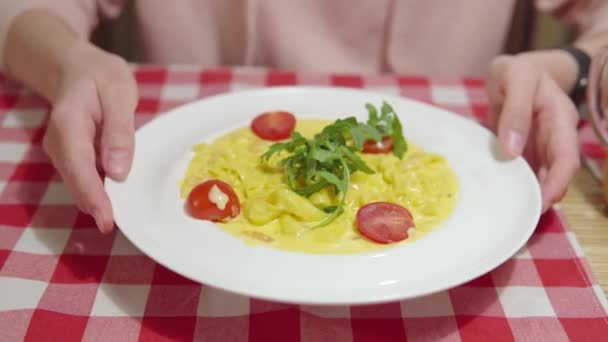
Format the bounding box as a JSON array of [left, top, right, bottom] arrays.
[[1, 66, 607, 342]]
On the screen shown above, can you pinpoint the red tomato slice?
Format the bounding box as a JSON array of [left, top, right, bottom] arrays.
[[356, 202, 414, 243], [362, 136, 393, 154], [251, 111, 296, 141], [186, 179, 241, 222]]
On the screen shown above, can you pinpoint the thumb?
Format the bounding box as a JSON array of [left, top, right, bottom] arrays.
[[98, 70, 138, 181]]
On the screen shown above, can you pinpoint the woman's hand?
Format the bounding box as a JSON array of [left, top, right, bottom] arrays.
[[486, 54, 580, 212], [42, 44, 138, 233]]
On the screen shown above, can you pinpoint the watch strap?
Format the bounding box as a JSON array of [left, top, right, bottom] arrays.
[[560, 46, 591, 106]]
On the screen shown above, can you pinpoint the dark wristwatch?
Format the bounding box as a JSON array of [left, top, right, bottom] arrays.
[[560, 46, 591, 106]]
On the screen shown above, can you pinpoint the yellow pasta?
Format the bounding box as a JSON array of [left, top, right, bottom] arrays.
[[180, 120, 458, 254]]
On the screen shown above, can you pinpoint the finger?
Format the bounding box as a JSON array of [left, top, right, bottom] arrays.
[[526, 109, 545, 174], [541, 145, 579, 212], [98, 64, 138, 181], [537, 166, 548, 184], [485, 104, 501, 133], [496, 58, 541, 158], [523, 135, 541, 173], [486, 56, 508, 132], [541, 131, 580, 212], [537, 87, 580, 211], [44, 110, 115, 233]]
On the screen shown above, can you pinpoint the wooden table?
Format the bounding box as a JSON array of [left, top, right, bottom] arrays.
[[563, 167, 608, 296]]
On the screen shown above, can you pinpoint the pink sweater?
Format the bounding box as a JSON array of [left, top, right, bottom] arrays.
[[1, 0, 608, 77]]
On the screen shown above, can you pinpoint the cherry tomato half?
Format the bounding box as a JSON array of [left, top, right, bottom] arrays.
[[251, 111, 296, 141], [356, 202, 414, 243], [362, 136, 393, 154], [187, 179, 240, 222]]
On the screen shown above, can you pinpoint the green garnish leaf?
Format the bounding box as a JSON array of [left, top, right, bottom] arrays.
[[366, 103, 379, 124], [323, 206, 338, 213], [380, 102, 406, 158], [391, 111, 406, 158], [350, 125, 364, 150], [338, 146, 374, 174], [311, 148, 338, 163], [350, 123, 382, 150], [261, 101, 407, 226], [294, 179, 329, 197], [315, 170, 346, 193]]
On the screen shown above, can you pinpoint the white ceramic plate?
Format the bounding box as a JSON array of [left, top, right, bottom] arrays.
[[105, 87, 541, 305]]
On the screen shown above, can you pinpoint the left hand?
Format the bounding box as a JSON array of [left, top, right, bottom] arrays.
[[486, 55, 581, 212]]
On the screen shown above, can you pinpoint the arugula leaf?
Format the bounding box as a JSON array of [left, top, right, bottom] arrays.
[[350, 125, 364, 150], [261, 101, 407, 227], [350, 122, 382, 150], [311, 148, 338, 163], [323, 206, 338, 213], [391, 111, 407, 158], [366, 101, 407, 158], [304, 140, 316, 181], [313, 159, 349, 228], [338, 146, 374, 174], [262, 142, 288, 160], [358, 122, 383, 141], [315, 170, 346, 193], [262, 132, 306, 160], [294, 179, 329, 197], [366, 103, 379, 125]]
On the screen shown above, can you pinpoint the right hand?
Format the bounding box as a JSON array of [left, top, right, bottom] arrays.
[[486, 54, 580, 212], [43, 44, 138, 233]]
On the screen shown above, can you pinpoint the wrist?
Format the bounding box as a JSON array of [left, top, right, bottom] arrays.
[[514, 50, 579, 97], [58, 42, 99, 84], [559, 46, 591, 106], [4, 8, 92, 102], [55, 43, 134, 109]]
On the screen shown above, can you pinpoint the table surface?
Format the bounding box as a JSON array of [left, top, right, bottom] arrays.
[[562, 168, 608, 296], [2, 67, 608, 341]]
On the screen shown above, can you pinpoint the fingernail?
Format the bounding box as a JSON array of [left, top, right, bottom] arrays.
[[540, 186, 557, 213], [92, 210, 105, 232], [107, 149, 129, 176], [507, 130, 524, 156]]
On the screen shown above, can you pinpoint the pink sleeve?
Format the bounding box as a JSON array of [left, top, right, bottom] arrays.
[[0, 0, 125, 69], [535, 0, 608, 39]]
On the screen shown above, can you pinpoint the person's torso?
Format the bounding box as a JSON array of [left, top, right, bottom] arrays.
[[133, 0, 517, 77]]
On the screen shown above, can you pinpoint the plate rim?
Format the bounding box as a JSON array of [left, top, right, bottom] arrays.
[[105, 85, 542, 305]]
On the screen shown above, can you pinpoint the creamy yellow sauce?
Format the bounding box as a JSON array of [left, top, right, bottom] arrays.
[[180, 120, 459, 254]]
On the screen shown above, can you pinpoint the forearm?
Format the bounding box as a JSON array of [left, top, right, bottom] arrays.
[[3, 9, 93, 102]]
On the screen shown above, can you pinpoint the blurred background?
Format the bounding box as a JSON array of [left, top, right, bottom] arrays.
[[91, 1, 574, 65]]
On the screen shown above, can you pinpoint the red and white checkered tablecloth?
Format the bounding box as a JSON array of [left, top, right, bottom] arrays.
[[1, 66, 608, 342]]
